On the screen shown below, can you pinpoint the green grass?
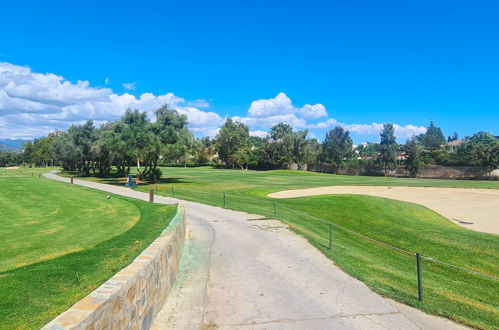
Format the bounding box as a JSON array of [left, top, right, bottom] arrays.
[[0, 173, 139, 273], [281, 195, 498, 329], [0, 168, 177, 329], [65, 166, 499, 329]]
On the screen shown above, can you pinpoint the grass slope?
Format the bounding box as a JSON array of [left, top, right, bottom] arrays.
[[65, 166, 499, 329], [283, 195, 498, 329], [0, 177, 139, 272], [0, 168, 177, 329]]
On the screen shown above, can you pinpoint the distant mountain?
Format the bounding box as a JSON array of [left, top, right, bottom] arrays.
[[0, 139, 30, 152]]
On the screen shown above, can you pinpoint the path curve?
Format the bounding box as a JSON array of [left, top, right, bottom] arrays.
[[44, 172, 467, 329], [268, 186, 499, 235]]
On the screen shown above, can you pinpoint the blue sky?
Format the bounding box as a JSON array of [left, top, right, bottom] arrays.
[[0, 0, 498, 142]]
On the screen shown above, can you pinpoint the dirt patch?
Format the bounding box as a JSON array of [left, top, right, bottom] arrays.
[[203, 322, 219, 330], [268, 186, 499, 235]]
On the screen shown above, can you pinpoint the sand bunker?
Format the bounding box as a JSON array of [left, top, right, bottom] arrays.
[[268, 186, 499, 235], [4, 166, 20, 170]]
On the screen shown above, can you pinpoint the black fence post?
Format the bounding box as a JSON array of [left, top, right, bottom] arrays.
[[149, 189, 154, 203], [416, 253, 423, 301], [273, 202, 277, 217], [329, 223, 333, 250], [171, 186, 175, 198], [223, 193, 227, 208], [70, 177, 74, 184]]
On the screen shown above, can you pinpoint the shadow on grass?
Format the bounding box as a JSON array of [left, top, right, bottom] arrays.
[[61, 170, 192, 186], [101, 177, 193, 186]]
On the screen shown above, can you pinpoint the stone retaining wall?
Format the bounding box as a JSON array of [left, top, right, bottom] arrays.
[[43, 204, 187, 330]]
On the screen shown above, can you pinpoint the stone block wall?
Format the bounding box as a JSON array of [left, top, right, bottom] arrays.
[[43, 204, 186, 330]]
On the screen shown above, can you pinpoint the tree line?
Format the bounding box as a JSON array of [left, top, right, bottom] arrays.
[[1, 105, 498, 179]]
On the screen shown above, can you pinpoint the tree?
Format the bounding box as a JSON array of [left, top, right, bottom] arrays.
[[322, 127, 353, 173], [459, 132, 499, 171], [289, 130, 318, 170], [301, 138, 321, 168], [233, 147, 252, 169], [268, 123, 293, 141], [147, 105, 190, 179], [448, 132, 459, 142], [356, 143, 379, 159], [267, 124, 294, 168], [379, 123, 397, 175], [265, 124, 318, 170], [215, 118, 250, 168], [247, 136, 268, 168], [420, 121, 446, 151], [404, 136, 421, 177], [22, 141, 35, 165], [193, 137, 216, 164], [0, 151, 21, 167]]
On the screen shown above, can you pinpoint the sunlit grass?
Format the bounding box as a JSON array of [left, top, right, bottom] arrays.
[[0, 167, 177, 329]]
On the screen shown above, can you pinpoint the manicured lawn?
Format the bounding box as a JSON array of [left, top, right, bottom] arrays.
[[0, 168, 177, 329], [66, 166, 499, 329], [280, 195, 498, 329], [0, 173, 139, 273]]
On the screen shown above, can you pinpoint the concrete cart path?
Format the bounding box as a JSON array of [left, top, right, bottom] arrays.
[[45, 172, 467, 330]]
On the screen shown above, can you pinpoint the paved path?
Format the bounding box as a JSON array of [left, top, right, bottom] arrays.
[[45, 173, 467, 330], [269, 186, 499, 235]]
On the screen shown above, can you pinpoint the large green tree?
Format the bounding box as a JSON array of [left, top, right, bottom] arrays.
[[420, 121, 446, 151], [215, 118, 250, 168], [404, 136, 421, 177], [379, 123, 397, 175], [322, 126, 353, 173], [58, 121, 98, 175], [146, 105, 190, 179], [266, 123, 318, 169], [0, 151, 21, 167], [459, 132, 499, 171]]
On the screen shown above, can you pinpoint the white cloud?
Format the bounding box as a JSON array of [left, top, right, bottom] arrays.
[[0, 62, 222, 139], [298, 104, 327, 119], [309, 120, 426, 139], [248, 92, 295, 117], [234, 113, 307, 130], [249, 130, 268, 138], [247, 92, 327, 120], [342, 123, 426, 139], [236, 92, 326, 132], [240, 93, 425, 140], [308, 118, 338, 129], [0, 62, 427, 142], [392, 124, 427, 139], [186, 99, 210, 108], [122, 82, 136, 90], [342, 123, 385, 135]]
